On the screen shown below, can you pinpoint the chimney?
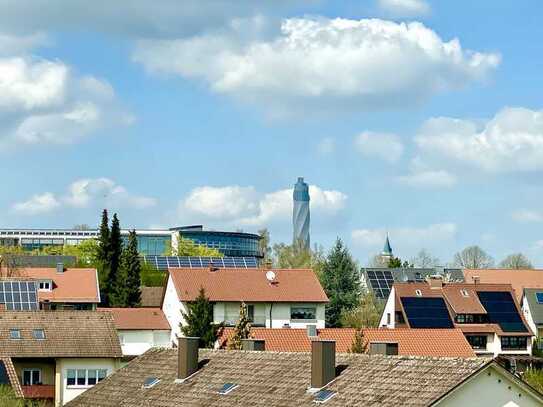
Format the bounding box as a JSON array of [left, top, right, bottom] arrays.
[[56, 263, 64, 273], [177, 337, 199, 381], [369, 342, 398, 356], [473, 276, 480, 285], [427, 275, 443, 289], [307, 324, 317, 337], [241, 338, 265, 351], [311, 340, 335, 389]]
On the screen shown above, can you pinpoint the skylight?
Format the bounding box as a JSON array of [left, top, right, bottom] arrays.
[[314, 390, 336, 403], [9, 329, 21, 340], [536, 292, 543, 304], [218, 383, 238, 395], [142, 377, 160, 389], [33, 329, 45, 340]]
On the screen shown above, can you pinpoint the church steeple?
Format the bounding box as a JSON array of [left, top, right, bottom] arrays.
[[382, 233, 393, 256]]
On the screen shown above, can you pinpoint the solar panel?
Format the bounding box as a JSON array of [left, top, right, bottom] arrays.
[[0, 361, 10, 385], [314, 390, 335, 403], [141, 256, 260, 271], [0, 280, 39, 311], [477, 291, 528, 333], [218, 383, 238, 395], [401, 297, 454, 328], [366, 270, 394, 299]]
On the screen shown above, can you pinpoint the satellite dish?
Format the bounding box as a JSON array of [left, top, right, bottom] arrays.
[[266, 270, 276, 282]]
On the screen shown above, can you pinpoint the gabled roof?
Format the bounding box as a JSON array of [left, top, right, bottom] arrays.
[[0, 311, 122, 358], [65, 348, 491, 407], [168, 268, 328, 303], [18, 267, 100, 303], [464, 269, 543, 302], [99, 307, 170, 330], [218, 328, 475, 357], [140, 286, 165, 307], [523, 288, 543, 325], [0, 357, 23, 397]]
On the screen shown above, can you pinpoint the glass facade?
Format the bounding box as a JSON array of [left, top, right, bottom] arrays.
[[180, 231, 261, 258], [121, 235, 170, 256]]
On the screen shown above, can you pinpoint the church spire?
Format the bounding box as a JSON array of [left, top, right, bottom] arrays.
[[382, 233, 393, 256]]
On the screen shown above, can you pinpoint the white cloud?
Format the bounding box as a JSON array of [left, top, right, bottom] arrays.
[[397, 157, 457, 188], [0, 32, 48, 56], [12, 192, 60, 215], [133, 17, 499, 116], [378, 0, 430, 17], [352, 222, 457, 251], [317, 137, 336, 155], [354, 131, 403, 163], [13, 178, 156, 215], [512, 209, 543, 223], [415, 107, 543, 173], [0, 57, 132, 150], [179, 184, 347, 226]]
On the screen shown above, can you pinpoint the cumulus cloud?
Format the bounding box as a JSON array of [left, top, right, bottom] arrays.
[[0, 57, 132, 150], [378, 0, 430, 17], [354, 131, 403, 163], [397, 157, 457, 188], [133, 17, 500, 116], [415, 107, 543, 173], [179, 184, 347, 226], [512, 209, 543, 223], [0, 31, 48, 56], [12, 192, 60, 215], [12, 178, 156, 215], [352, 223, 457, 251]]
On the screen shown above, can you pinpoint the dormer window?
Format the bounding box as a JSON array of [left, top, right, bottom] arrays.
[[415, 290, 422, 297], [33, 329, 45, 340], [10, 329, 21, 339], [38, 281, 52, 291]]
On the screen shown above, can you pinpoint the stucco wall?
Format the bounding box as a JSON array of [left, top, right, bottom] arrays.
[[118, 329, 171, 356], [13, 360, 55, 385], [435, 365, 543, 407], [379, 286, 396, 328], [162, 274, 184, 344]]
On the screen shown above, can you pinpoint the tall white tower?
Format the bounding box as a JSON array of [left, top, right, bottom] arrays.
[[293, 177, 310, 249]]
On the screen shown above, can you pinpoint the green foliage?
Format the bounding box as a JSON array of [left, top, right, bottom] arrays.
[[340, 291, 385, 329], [0, 385, 48, 407], [98, 209, 110, 264], [62, 239, 100, 267], [349, 330, 367, 354], [523, 368, 543, 393], [181, 288, 220, 348], [108, 264, 128, 307], [123, 230, 142, 307], [228, 302, 252, 350], [258, 228, 271, 263], [320, 238, 361, 328], [272, 239, 325, 274], [388, 257, 413, 268], [175, 236, 223, 257], [140, 262, 166, 287]]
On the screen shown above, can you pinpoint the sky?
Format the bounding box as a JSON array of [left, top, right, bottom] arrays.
[[1, 0, 542, 266]]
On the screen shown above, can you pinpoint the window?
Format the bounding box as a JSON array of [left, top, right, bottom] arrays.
[[38, 281, 51, 291], [10, 329, 21, 339], [247, 305, 254, 322], [67, 369, 108, 387], [290, 306, 317, 321], [22, 369, 41, 385], [501, 336, 528, 350], [415, 290, 422, 297], [536, 293, 543, 304], [466, 335, 487, 350], [460, 289, 469, 297], [386, 313, 391, 325], [395, 311, 405, 324], [218, 383, 238, 395], [455, 314, 488, 324], [33, 329, 45, 340]]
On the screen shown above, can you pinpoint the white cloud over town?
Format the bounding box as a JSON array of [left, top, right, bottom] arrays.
[[378, 0, 430, 17], [354, 131, 404, 163]]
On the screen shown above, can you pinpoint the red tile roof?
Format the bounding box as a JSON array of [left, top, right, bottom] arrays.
[[169, 268, 328, 303], [99, 308, 170, 330], [19, 268, 100, 303], [218, 327, 475, 357], [464, 269, 543, 302]]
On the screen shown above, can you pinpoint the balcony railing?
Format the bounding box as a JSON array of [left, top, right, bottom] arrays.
[[22, 385, 55, 399]]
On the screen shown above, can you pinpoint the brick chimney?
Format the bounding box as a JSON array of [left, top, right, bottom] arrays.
[[311, 340, 336, 389], [176, 337, 199, 382], [241, 338, 265, 351]]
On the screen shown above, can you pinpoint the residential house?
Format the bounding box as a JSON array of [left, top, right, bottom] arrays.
[[522, 288, 543, 349], [0, 279, 39, 310], [18, 265, 100, 310], [99, 307, 171, 359], [218, 327, 475, 357], [162, 267, 328, 343], [380, 278, 534, 357], [464, 269, 543, 303], [0, 311, 122, 406], [65, 337, 543, 406]]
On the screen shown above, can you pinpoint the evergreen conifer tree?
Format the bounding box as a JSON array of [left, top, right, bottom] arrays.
[[97, 209, 110, 305], [181, 287, 219, 348], [124, 230, 141, 307], [227, 302, 252, 350], [106, 213, 123, 306], [320, 238, 361, 327], [109, 261, 128, 307]]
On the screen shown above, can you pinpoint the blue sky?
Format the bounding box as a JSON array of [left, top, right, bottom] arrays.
[[1, 0, 542, 266]]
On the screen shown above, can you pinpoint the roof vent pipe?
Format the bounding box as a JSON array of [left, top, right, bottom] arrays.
[[177, 337, 199, 381], [56, 263, 64, 273], [311, 340, 336, 389]]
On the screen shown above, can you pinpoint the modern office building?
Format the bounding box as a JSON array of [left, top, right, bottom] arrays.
[[292, 177, 310, 249], [0, 225, 262, 257]]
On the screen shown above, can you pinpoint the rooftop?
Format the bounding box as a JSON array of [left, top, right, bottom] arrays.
[[139, 286, 165, 307], [464, 269, 543, 302], [169, 268, 328, 303], [0, 311, 122, 358], [99, 307, 170, 331], [65, 348, 490, 407]]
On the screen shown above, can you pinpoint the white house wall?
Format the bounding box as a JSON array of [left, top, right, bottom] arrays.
[[379, 286, 396, 328], [522, 296, 537, 336], [118, 329, 171, 356], [435, 364, 543, 407], [162, 274, 184, 344]]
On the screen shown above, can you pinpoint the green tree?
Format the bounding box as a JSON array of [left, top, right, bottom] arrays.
[[340, 291, 384, 329], [181, 287, 220, 348], [63, 239, 100, 267], [228, 302, 252, 350], [388, 257, 413, 268], [106, 213, 123, 306], [272, 239, 325, 274], [175, 236, 223, 257], [523, 368, 543, 393], [123, 230, 142, 307], [258, 228, 272, 263], [97, 209, 110, 264], [108, 262, 128, 307], [320, 238, 361, 327], [349, 330, 367, 354], [499, 253, 533, 269]]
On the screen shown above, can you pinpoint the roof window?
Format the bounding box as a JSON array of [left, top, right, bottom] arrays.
[[415, 289, 422, 297], [314, 390, 336, 403], [536, 293, 543, 304], [142, 377, 160, 389], [218, 383, 238, 395], [33, 329, 45, 340], [461, 289, 469, 297], [10, 329, 21, 339]]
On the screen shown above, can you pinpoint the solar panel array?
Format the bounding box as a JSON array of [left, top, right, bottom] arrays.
[[477, 291, 528, 333], [401, 297, 454, 328], [366, 270, 395, 299], [0, 280, 39, 310], [141, 256, 259, 271]]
